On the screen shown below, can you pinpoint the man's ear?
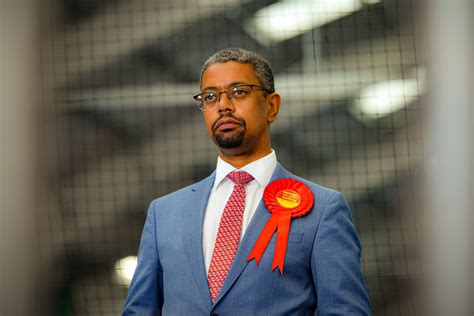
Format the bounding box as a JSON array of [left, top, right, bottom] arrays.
[[266, 93, 281, 124]]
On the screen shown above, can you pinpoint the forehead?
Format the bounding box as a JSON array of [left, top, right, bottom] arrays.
[[201, 61, 258, 90]]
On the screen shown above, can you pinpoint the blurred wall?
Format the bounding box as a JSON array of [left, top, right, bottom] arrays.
[[422, 0, 474, 315], [0, 0, 47, 314]]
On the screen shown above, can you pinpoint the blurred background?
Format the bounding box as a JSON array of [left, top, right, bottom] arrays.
[[1, 0, 472, 315]]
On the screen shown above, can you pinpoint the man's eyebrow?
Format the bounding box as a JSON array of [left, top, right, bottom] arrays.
[[202, 82, 251, 92]]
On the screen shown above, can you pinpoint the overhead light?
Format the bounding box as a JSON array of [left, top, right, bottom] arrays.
[[352, 75, 426, 121], [363, 0, 382, 4], [114, 256, 137, 287], [246, 0, 381, 44]]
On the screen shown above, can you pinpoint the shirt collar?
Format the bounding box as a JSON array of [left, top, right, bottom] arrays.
[[213, 150, 277, 189]]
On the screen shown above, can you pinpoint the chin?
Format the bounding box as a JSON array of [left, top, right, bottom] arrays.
[[215, 137, 244, 149], [214, 131, 245, 149]]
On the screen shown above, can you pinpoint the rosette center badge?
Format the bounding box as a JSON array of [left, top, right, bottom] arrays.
[[276, 189, 301, 209]]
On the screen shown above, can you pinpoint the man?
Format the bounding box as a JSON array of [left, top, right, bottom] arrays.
[[123, 48, 371, 315]]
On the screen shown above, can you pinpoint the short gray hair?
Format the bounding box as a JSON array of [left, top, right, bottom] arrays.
[[200, 48, 275, 94]]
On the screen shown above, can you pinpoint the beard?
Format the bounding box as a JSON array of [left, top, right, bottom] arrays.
[[215, 130, 245, 148], [212, 113, 247, 149]]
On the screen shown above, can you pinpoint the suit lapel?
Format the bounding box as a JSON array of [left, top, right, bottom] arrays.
[[213, 163, 292, 305], [183, 172, 215, 311]]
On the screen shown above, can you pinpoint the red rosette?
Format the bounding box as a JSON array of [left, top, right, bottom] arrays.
[[247, 178, 314, 274], [263, 178, 313, 218]]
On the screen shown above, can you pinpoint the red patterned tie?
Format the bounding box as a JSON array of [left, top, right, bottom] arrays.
[[207, 170, 254, 303]]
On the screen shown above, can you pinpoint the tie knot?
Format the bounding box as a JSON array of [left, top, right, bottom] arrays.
[[227, 170, 254, 186]]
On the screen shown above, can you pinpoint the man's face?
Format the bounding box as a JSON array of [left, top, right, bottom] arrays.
[[200, 61, 279, 155]]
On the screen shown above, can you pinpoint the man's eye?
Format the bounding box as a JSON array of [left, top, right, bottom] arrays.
[[204, 93, 217, 102], [232, 88, 250, 97]]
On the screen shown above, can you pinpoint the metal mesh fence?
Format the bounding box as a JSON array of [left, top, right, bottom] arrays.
[[44, 0, 425, 314]]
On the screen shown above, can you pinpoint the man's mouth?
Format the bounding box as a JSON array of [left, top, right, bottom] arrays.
[[213, 117, 242, 132]]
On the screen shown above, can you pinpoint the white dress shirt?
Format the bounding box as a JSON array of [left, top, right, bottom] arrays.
[[203, 150, 277, 274]]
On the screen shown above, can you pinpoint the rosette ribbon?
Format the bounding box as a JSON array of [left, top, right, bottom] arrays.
[[247, 178, 313, 274]]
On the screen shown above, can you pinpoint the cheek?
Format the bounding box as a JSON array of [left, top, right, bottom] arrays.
[[241, 107, 267, 129], [202, 113, 215, 134]]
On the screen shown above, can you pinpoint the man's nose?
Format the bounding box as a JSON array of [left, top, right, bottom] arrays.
[[217, 91, 235, 112]]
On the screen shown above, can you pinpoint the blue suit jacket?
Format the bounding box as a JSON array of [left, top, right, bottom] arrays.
[[123, 164, 371, 315]]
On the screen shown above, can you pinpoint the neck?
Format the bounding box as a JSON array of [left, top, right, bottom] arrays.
[[218, 146, 272, 169]]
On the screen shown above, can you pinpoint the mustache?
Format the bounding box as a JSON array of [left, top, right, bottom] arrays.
[[211, 113, 246, 132]]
